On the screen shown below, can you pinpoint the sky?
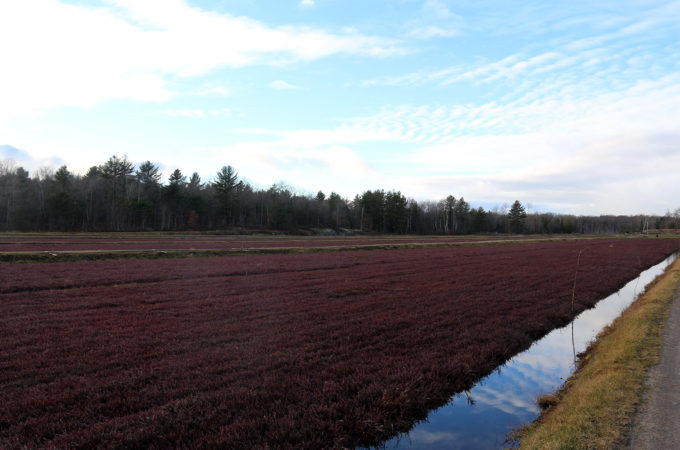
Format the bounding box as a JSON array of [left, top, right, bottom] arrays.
[[1, 0, 679, 215]]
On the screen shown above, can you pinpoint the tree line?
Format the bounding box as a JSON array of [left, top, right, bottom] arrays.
[[1, 156, 678, 234]]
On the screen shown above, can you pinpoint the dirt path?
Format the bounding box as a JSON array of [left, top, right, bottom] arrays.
[[629, 291, 680, 448]]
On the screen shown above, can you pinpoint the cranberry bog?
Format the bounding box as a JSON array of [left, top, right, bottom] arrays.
[[1, 238, 678, 448]]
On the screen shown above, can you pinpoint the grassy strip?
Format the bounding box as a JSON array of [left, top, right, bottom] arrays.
[[518, 257, 680, 449], [0, 236, 596, 264]]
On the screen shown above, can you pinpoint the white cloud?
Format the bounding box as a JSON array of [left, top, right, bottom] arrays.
[[299, 0, 315, 8], [268, 80, 302, 90], [473, 385, 539, 415], [405, 0, 463, 40], [211, 134, 374, 178], [0, 145, 66, 174], [195, 84, 231, 96], [155, 108, 232, 118], [423, 0, 452, 19], [0, 0, 401, 121], [192, 128, 381, 196], [408, 25, 460, 39], [407, 429, 460, 445]]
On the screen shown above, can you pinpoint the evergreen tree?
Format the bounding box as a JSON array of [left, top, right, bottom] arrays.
[[163, 169, 186, 229], [188, 172, 203, 192], [99, 155, 134, 230], [508, 200, 527, 233], [384, 190, 408, 233], [445, 195, 456, 233], [213, 165, 238, 224], [134, 161, 162, 229], [454, 197, 470, 233]]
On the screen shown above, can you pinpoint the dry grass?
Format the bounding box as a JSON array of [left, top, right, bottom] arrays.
[[536, 393, 560, 410], [519, 258, 680, 449]]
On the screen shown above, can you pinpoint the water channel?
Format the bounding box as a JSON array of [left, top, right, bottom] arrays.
[[382, 252, 680, 449]]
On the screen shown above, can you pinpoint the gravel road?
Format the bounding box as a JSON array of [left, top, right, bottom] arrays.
[[629, 291, 680, 448]]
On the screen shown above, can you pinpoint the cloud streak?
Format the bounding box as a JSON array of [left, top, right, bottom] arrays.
[[366, 1, 680, 90], [268, 80, 302, 90], [155, 108, 232, 118]]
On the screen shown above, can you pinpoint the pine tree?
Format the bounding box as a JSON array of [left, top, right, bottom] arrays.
[[213, 166, 238, 224], [508, 200, 527, 233]]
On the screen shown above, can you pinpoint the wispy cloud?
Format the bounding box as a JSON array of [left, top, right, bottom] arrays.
[[268, 80, 302, 90], [298, 0, 315, 8], [195, 84, 231, 97], [423, 0, 453, 19], [353, 72, 680, 150], [473, 385, 540, 415], [155, 108, 233, 118], [407, 429, 460, 445], [408, 25, 460, 39], [405, 0, 463, 40], [0, 0, 402, 121], [369, 2, 679, 89]]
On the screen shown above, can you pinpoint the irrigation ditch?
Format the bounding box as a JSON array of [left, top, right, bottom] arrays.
[[378, 251, 680, 449]]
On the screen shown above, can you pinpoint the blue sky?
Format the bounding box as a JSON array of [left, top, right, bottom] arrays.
[[1, 0, 679, 215]]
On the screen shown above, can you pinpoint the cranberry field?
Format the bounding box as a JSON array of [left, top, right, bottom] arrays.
[[0, 232, 529, 253], [1, 238, 678, 448]]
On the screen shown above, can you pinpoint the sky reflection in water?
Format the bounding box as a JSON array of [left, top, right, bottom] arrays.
[[384, 253, 679, 450]]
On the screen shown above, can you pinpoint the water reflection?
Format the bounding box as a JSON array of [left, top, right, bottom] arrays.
[[383, 253, 679, 449]]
